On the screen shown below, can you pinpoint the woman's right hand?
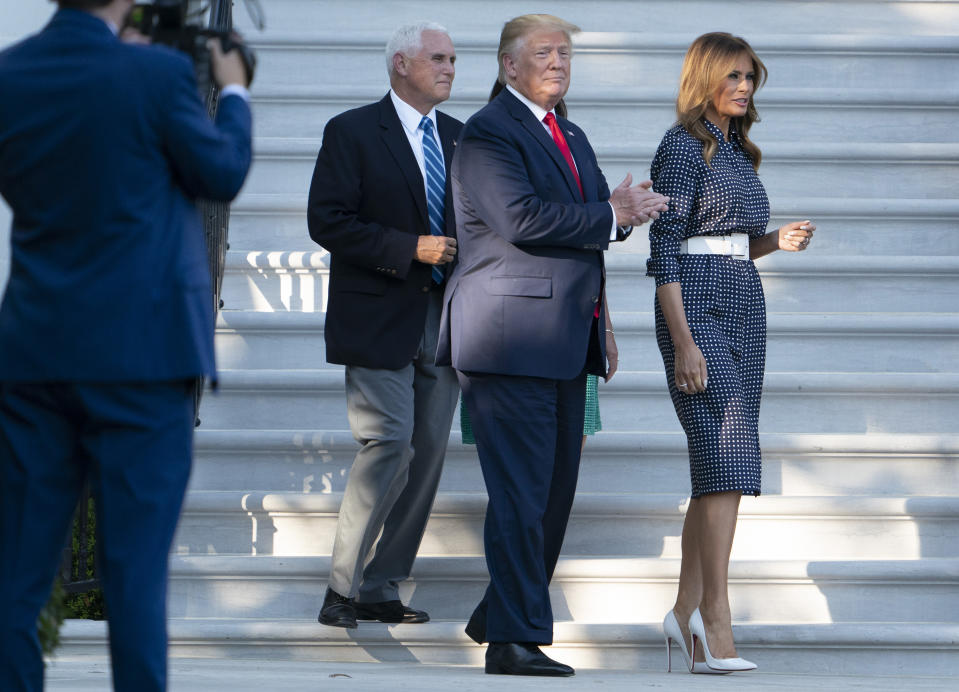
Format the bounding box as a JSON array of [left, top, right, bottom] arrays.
[[778, 220, 816, 252], [674, 341, 708, 394]]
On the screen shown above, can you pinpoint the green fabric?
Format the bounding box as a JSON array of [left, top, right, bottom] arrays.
[[460, 374, 602, 444], [582, 372, 602, 435]]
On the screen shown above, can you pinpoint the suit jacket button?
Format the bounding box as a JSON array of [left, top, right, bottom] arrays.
[[422, 286, 430, 293], [592, 295, 599, 303]]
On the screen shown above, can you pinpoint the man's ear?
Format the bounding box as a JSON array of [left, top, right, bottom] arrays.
[[392, 52, 408, 77], [503, 54, 517, 81]]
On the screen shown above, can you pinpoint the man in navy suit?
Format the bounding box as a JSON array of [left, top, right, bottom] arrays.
[[437, 14, 668, 677], [307, 22, 461, 629], [0, 1, 252, 689]]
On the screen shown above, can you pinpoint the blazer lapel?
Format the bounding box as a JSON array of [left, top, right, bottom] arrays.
[[503, 90, 583, 201], [560, 117, 598, 202], [437, 114, 457, 235], [378, 95, 429, 227]]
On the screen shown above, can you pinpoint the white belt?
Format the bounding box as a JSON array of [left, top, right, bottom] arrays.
[[679, 233, 750, 261]]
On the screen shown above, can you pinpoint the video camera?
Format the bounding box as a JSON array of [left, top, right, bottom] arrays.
[[126, 0, 259, 93]]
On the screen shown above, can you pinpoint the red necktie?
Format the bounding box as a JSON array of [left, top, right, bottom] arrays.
[[544, 114, 600, 318], [543, 112, 583, 199]]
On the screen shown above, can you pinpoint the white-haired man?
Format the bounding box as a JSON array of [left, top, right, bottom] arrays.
[[308, 22, 461, 628]]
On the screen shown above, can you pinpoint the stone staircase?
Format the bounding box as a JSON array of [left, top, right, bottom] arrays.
[[4, 0, 957, 676]]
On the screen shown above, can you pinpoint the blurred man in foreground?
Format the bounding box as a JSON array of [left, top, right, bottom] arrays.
[[0, 1, 252, 689]]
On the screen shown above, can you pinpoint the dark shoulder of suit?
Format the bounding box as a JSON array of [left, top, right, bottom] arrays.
[[436, 110, 465, 135], [325, 100, 383, 132], [327, 99, 463, 135]]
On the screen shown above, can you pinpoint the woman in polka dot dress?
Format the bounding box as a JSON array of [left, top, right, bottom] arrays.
[[648, 33, 816, 674]]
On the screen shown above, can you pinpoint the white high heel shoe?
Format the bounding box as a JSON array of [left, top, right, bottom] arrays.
[[663, 610, 730, 674], [688, 608, 757, 672]]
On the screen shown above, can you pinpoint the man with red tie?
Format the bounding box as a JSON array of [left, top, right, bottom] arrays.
[[436, 13, 668, 678]]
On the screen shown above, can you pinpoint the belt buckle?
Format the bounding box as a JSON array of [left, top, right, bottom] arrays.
[[729, 234, 748, 260]]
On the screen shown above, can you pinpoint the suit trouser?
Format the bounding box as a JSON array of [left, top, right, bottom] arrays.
[[458, 369, 587, 645], [0, 379, 195, 692], [328, 292, 459, 602]]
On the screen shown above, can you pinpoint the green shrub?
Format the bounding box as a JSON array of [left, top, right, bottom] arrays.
[[38, 580, 67, 656], [64, 495, 105, 620], [37, 493, 106, 660]]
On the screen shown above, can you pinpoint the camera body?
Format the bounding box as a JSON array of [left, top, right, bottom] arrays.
[[126, 0, 256, 93]]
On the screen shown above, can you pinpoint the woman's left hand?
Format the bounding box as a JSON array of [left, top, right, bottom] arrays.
[[778, 220, 816, 252], [605, 330, 618, 382]]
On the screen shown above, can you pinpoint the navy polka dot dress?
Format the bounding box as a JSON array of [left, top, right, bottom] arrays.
[[646, 119, 770, 498]]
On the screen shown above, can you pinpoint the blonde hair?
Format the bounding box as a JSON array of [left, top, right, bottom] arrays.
[[488, 14, 581, 115], [677, 32, 767, 170]]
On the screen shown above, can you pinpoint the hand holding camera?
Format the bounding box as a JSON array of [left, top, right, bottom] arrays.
[[208, 36, 252, 88], [126, 1, 258, 90]]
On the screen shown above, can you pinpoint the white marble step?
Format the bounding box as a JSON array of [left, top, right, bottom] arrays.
[[218, 250, 959, 314], [245, 32, 959, 92], [165, 554, 959, 624], [215, 310, 959, 373], [249, 85, 959, 142], [39, 652, 959, 692], [228, 192, 959, 255], [606, 253, 959, 315], [245, 139, 959, 200], [58, 618, 959, 676], [197, 369, 959, 433], [0, 6, 55, 46], [189, 429, 959, 497], [174, 491, 959, 561], [233, 0, 959, 39]]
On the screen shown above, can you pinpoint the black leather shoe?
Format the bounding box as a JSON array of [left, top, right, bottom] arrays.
[[465, 608, 487, 644], [318, 587, 357, 628], [485, 642, 575, 677], [353, 600, 429, 624]]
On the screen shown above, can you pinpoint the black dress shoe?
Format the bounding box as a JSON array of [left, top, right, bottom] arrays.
[[464, 608, 487, 644], [353, 600, 429, 624], [485, 642, 575, 677], [318, 587, 357, 628]]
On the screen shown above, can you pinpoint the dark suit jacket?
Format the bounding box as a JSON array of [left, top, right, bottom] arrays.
[[437, 88, 614, 380], [307, 94, 462, 369], [0, 9, 252, 382]]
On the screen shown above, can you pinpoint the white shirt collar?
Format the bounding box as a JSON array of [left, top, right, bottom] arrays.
[[506, 84, 554, 124], [390, 89, 437, 136]]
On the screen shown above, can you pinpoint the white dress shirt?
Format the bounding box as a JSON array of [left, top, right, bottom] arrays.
[[390, 89, 443, 197]]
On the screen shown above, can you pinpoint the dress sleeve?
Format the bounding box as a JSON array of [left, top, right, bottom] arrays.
[[646, 131, 703, 287]]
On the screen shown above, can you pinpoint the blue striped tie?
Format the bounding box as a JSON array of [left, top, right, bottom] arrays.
[[420, 116, 446, 284]]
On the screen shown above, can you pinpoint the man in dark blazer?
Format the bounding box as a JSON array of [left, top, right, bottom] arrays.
[[307, 22, 461, 629], [0, 1, 252, 689], [436, 13, 668, 677]]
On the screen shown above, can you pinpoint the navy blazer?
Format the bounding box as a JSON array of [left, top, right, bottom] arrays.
[[308, 94, 462, 369], [437, 88, 614, 379], [0, 9, 252, 382]]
